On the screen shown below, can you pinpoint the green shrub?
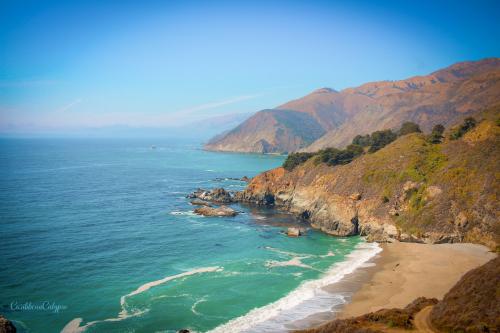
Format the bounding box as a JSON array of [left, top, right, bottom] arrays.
[[368, 129, 397, 152], [450, 117, 477, 140], [428, 124, 445, 144], [318, 144, 363, 166], [352, 134, 371, 147], [398, 122, 422, 136], [282, 152, 314, 170]]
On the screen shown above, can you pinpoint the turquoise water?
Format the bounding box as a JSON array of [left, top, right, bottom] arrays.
[[0, 138, 372, 333]]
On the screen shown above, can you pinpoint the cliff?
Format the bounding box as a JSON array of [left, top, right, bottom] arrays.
[[205, 58, 500, 153], [235, 108, 500, 249]]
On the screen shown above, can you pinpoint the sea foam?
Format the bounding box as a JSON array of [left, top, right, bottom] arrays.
[[208, 242, 381, 333], [61, 266, 222, 333]]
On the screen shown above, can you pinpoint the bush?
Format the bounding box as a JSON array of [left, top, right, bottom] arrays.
[[318, 144, 363, 166], [398, 122, 421, 136], [352, 134, 371, 147], [368, 129, 397, 153], [450, 117, 477, 140], [428, 124, 445, 144], [282, 152, 314, 171]]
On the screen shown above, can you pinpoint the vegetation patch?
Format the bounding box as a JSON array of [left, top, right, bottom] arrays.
[[449, 117, 477, 140], [283, 122, 424, 170]]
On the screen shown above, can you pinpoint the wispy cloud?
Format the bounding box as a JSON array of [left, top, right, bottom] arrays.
[[174, 94, 262, 116], [57, 98, 83, 112]]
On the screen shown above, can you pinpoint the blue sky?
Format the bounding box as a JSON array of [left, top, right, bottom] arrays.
[[1, 0, 499, 135]]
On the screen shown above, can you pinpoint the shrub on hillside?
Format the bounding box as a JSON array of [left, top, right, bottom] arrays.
[[398, 122, 422, 136], [450, 117, 477, 140], [428, 124, 445, 144], [352, 134, 371, 147], [368, 129, 397, 152], [282, 152, 314, 171], [318, 144, 363, 166]]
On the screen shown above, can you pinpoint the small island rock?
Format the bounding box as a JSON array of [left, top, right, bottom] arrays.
[[194, 205, 238, 217], [287, 227, 301, 237]]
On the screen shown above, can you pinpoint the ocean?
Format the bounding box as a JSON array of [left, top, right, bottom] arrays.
[[0, 138, 380, 333]]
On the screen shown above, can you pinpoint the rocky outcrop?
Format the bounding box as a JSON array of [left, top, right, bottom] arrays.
[[0, 316, 16, 333], [190, 199, 212, 206], [187, 188, 233, 203], [206, 58, 500, 153], [234, 115, 500, 248], [194, 205, 238, 217], [286, 227, 302, 237]]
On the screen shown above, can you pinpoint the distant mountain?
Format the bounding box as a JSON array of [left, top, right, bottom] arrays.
[[205, 58, 500, 153]]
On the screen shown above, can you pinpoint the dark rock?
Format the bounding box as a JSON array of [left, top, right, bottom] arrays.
[[0, 316, 16, 333], [187, 188, 233, 203]]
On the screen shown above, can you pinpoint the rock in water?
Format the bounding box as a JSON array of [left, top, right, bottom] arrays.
[[187, 188, 233, 203], [190, 199, 212, 206], [287, 227, 301, 237], [241, 176, 251, 182], [206, 188, 233, 203], [0, 316, 16, 333], [194, 205, 238, 217]]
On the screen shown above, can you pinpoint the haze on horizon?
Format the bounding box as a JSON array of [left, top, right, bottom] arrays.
[[1, 0, 499, 138]]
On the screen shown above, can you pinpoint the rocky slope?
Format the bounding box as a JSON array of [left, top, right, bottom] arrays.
[[235, 108, 500, 249], [205, 58, 500, 153], [296, 297, 438, 333], [430, 256, 500, 332]]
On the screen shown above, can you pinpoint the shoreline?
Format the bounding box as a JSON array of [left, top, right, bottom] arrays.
[[288, 241, 496, 331]]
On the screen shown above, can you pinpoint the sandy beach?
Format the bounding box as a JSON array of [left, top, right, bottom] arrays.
[[288, 241, 496, 331], [337, 242, 496, 318]]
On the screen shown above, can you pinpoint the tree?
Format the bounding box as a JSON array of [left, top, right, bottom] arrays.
[[399, 122, 422, 136], [368, 130, 397, 153], [428, 124, 445, 144], [283, 152, 314, 171], [352, 134, 371, 147]]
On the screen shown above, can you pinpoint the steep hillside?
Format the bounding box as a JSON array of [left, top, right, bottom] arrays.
[[205, 58, 500, 153], [430, 256, 500, 332], [235, 109, 500, 249]]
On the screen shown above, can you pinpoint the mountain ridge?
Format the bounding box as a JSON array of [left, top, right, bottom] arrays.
[[205, 58, 500, 153]]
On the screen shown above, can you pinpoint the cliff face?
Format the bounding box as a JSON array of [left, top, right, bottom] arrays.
[[205, 58, 500, 153], [235, 112, 500, 249]]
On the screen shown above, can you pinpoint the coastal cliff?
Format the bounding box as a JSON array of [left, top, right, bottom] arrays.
[[235, 109, 500, 249]]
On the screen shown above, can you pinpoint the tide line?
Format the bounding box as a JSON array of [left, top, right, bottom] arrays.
[[61, 266, 223, 333]]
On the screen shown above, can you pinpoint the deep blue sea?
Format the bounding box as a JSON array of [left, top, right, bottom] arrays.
[[0, 138, 379, 333]]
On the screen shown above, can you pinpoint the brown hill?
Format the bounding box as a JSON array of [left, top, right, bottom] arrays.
[[205, 58, 500, 153], [234, 107, 500, 249], [430, 256, 500, 332]]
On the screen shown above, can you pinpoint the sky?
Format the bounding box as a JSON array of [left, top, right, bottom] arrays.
[[0, 0, 499, 136]]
